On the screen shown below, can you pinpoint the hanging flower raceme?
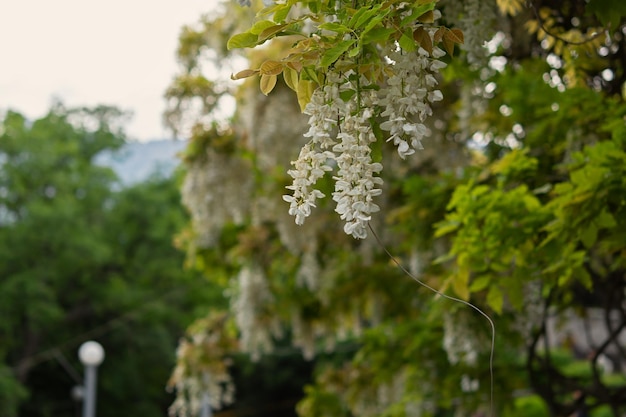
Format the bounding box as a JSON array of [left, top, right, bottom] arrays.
[[230, 1, 462, 238], [283, 143, 334, 225], [282, 39, 448, 238], [379, 40, 446, 159], [332, 111, 383, 239], [283, 71, 387, 239]]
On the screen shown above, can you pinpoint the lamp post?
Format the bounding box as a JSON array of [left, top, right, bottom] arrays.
[[78, 341, 105, 417]]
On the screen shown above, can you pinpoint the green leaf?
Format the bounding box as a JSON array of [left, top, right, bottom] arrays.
[[227, 32, 259, 50], [361, 13, 387, 35], [469, 276, 491, 292], [348, 6, 370, 29], [318, 22, 350, 34], [302, 66, 320, 85], [586, 0, 626, 31], [348, 44, 361, 57], [361, 27, 395, 44], [434, 220, 460, 237], [400, 2, 435, 27], [596, 210, 617, 228], [270, 3, 292, 22], [433, 252, 456, 265], [320, 39, 356, 68], [487, 286, 503, 314], [579, 223, 598, 248], [452, 265, 470, 300], [339, 89, 356, 102], [398, 30, 417, 52], [249, 20, 278, 35], [350, 4, 383, 30]]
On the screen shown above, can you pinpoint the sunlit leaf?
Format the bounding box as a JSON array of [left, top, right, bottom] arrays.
[[283, 66, 299, 91], [227, 32, 259, 50], [250, 20, 278, 35], [259, 23, 289, 42], [231, 69, 259, 80], [297, 79, 316, 111], [260, 74, 278, 95], [259, 60, 284, 76]]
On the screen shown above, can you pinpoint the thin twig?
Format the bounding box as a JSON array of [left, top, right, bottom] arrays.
[[368, 224, 496, 417], [527, 1, 606, 46]]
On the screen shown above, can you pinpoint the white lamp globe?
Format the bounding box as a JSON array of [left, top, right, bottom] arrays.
[[78, 341, 105, 366]]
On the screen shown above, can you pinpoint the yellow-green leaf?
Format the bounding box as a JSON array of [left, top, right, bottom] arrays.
[[452, 272, 470, 301], [296, 79, 316, 112], [227, 32, 259, 50], [259, 23, 289, 42], [283, 66, 299, 91], [434, 220, 460, 237], [398, 30, 417, 52], [260, 74, 278, 95], [452, 256, 470, 300], [249, 20, 277, 35], [469, 275, 491, 292], [487, 286, 503, 314], [260, 60, 284, 76], [231, 69, 259, 80]]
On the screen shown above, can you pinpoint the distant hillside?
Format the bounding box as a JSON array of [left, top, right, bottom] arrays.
[[96, 139, 188, 185]]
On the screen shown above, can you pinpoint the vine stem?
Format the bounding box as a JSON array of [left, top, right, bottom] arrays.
[[527, 1, 605, 46], [368, 223, 495, 417]]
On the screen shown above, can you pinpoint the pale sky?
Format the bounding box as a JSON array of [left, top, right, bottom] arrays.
[[0, 0, 219, 141]]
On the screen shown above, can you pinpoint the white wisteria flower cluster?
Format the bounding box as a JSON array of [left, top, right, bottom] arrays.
[[283, 70, 384, 239], [380, 44, 446, 158], [283, 28, 447, 239]]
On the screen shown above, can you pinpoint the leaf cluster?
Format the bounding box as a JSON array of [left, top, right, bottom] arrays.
[[228, 0, 462, 102]]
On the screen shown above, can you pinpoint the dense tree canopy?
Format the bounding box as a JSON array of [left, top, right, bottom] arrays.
[[166, 1, 626, 416], [0, 105, 218, 417]]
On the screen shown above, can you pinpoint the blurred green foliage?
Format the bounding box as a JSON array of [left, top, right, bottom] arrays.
[[0, 104, 221, 416]]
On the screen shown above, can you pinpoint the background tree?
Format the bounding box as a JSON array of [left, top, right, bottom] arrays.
[[0, 104, 218, 417], [167, 1, 626, 416]]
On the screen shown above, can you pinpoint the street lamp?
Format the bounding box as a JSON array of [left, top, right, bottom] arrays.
[[78, 341, 105, 417]]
